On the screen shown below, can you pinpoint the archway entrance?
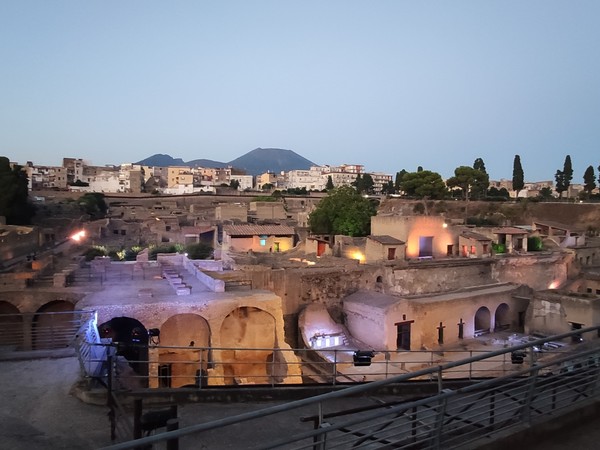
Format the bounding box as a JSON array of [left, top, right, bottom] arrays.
[[98, 317, 149, 386], [33, 300, 75, 350], [158, 314, 210, 388], [474, 307, 491, 336], [494, 303, 510, 331], [220, 307, 280, 385]]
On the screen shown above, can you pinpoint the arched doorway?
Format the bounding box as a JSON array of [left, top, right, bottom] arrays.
[[0, 302, 23, 350], [494, 303, 510, 331], [33, 300, 75, 350], [98, 317, 149, 386], [220, 307, 281, 385], [474, 306, 491, 336], [158, 314, 211, 388]]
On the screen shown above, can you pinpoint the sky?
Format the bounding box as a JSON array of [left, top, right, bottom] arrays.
[[1, 1, 599, 182]]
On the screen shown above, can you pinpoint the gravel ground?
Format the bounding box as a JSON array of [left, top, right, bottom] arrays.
[[0, 356, 112, 449]]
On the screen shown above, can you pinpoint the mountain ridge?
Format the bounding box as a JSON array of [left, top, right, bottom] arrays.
[[136, 148, 315, 176]]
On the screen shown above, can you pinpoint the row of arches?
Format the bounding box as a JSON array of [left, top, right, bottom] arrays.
[[98, 307, 287, 388], [474, 303, 511, 334], [0, 300, 77, 350]]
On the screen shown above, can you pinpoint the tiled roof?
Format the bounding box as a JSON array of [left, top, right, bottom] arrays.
[[369, 235, 405, 245], [461, 231, 491, 241], [224, 224, 296, 236]]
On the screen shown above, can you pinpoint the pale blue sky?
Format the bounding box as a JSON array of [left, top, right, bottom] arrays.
[[1, 1, 599, 181]]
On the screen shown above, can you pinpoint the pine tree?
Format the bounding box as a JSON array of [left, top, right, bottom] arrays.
[[583, 165, 596, 195], [512, 155, 524, 198]]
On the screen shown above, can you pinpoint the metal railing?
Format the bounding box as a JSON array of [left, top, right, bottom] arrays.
[[0, 310, 95, 352], [100, 326, 600, 449]]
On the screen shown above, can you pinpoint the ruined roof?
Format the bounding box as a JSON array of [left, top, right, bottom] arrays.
[[181, 226, 214, 235], [460, 230, 491, 241], [533, 220, 583, 232], [223, 224, 296, 236], [368, 235, 405, 245], [493, 227, 528, 235]]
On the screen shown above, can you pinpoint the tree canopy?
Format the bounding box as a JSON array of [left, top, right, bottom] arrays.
[[512, 155, 524, 197], [555, 155, 573, 198], [471, 158, 490, 199], [446, 166, 489, 201], [583, 165, 596, 195], [0, 156, 35, 225], [308, 186, 377, 237], [352, 173, 374, 195], [78, 193, 108, 219], [399, 170, 447, 199]]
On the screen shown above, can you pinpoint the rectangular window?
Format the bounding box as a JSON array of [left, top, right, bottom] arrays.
[[259, 235, 267, 246]]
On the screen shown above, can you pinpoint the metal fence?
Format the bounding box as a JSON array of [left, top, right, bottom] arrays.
[[100, 326, 600, 450], [0, 310, 95, 351]]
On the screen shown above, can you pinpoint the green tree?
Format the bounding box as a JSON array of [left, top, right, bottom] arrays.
[[538, 187, 554, 201], [512, 155, 524, 198], [399, 170, 448, 200], [0, 157, 35, 225], [563, 155, 573, 195], [555, 169, 567, 198], [471, 158, 490, 199], [230, 179, 240, 190], [446, 166, 489, 202], [325, 175, 334, 190], [381, 180, 394, 195], [583, 165, 596, 195], [308, 186, 377, 236], [78, 193, 107, 219], [394, 170, 407, 193], [362, 173, 375, 194]]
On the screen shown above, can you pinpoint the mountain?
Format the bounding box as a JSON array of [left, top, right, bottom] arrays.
[[136, 148, 315, 176], [227, 148, 314, 176], [135, 154, 189, 167]]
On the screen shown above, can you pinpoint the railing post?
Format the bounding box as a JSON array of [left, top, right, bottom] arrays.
[[133, 398, 142, 440], [332, 350, 337, 386], [521, 365, 540, 424], [432, 392, 449, 448], [166, 418, 179, 450], [107, 354, 116, 441]]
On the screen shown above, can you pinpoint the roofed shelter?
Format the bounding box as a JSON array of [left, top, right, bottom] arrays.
[[222, 224, 296, 253]]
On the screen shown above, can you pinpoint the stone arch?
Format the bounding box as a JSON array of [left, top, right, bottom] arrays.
[[0, 301, 22, 349], [158, 314, 211, 388], [376, 275, 383, 283], [494, 303, 510, 331], [32, 300, 75, 350], [220, 307, 282, 385], [474, 306, 491, 335], [98, 316, 149, 385]]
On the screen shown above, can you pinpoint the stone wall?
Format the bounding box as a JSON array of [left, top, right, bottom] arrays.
[[388, 261, 495, 296]]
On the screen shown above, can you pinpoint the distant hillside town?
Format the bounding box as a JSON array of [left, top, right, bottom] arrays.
[[11, 149, 587, 199]]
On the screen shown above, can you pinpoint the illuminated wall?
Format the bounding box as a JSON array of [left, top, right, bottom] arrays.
[[371, 215, 456, 259]]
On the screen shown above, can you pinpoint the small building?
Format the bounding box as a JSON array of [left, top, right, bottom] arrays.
[[343, 284, 529, 351], [365, 235, 405, 263], [371, 215, 455, 259], [525, 289, 600, 340], [493, 227, 529, 254], [305, 236, 333, 257], [533, 220, 586, 248], [459, 230, 492, 258], [222, 224, 296, 253]]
